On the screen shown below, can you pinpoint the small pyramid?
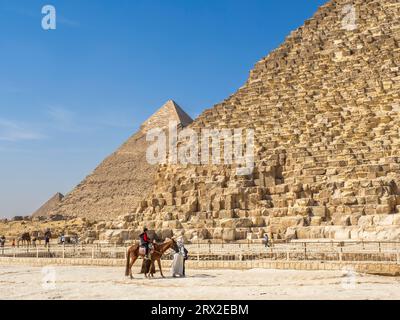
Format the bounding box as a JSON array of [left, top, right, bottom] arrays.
[[54, 101, 193, 220], [32, 192, 64, 217]]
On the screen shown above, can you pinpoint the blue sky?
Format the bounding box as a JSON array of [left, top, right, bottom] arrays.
[[0, 0, 327, 218]]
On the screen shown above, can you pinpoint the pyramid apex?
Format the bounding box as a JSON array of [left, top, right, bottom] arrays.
[[140, 100, 193, 132]]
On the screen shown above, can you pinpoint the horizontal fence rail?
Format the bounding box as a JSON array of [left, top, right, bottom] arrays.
[[1, 240, 400, 264]]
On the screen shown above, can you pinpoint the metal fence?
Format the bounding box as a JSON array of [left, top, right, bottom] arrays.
[[1, 240, 400, 263]]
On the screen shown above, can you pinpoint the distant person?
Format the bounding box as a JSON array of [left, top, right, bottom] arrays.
[[264, 233, 270, 248], [60, 234, 65, 245], [44, 229, 51, 248], [11, 239, 15, 248], [0, 236, 5, 248], [139, 228, 151, 260], [182, 241, 189, 277], [0, 236, 5, 255]]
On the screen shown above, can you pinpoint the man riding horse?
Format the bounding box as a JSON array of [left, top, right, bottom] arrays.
[[125, 233, 179, 279], [139, 227, 152, 260]]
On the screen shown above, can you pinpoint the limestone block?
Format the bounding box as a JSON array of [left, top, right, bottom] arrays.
[[312, 206, 326, 218], [156, 229, 173, 240], [122, 214, 135, 223], [247, 233, 259, 240], [219, 210, 235, 219], [235, 218, 253, 228], [212, 228, 223, 239], [270, 216, 304, 229], [334, 228, 351, 240], [310, 217, 322, 226], [222, 228, 236, 241], [251, 216, 266, 227], [377, 204, 393, 215], [374, 215, 395, 226], [288, 206, 310, 216], [295, 227, 324, 239], [285, 227, 297, 241], [234, 228, 248, 240]]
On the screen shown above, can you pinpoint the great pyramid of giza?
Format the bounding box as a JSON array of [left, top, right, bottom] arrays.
[[53, 100, 193, 220], [32, 192, 64, 217], [128, 0, 400, 242]]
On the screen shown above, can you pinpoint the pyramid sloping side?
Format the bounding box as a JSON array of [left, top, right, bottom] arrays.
[[55, 101, 193, 221], [171, 101, 194, 128], [32, 193, 64, 217], [135, 0, 400, 241]]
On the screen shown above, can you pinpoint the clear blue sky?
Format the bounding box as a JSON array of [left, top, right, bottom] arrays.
[[0, 0, 327, 218]]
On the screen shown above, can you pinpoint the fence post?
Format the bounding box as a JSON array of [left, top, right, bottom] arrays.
[[62, 244, 65, 259], [304, 242, 307, 261], [36, 246, 39, 259], [92, 246, 95, 259], [339, 247, 343, 262]]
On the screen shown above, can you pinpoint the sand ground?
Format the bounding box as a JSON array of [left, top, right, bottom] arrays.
[[0, 264, 400, 300]]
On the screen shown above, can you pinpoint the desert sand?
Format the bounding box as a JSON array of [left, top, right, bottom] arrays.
[[0, 264, 400, 300]]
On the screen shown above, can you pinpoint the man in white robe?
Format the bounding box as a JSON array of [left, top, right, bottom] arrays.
[[171, 238, 185, 277]]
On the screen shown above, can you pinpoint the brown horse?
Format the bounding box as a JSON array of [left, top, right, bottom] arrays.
[[125, 238, 178, 279]]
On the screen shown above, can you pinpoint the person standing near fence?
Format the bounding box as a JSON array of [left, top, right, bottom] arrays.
[[264, 233, 270, 248], [44, 229, 51, 248], [0, 236, 5, 255], [0, 236, 5, 248]]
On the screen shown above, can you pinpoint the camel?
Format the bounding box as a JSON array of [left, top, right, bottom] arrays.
[[125, 238, 178, 279], [17, 232, 31, 248]]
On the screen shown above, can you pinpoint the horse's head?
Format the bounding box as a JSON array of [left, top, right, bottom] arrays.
[[165, 238, 179, 252]]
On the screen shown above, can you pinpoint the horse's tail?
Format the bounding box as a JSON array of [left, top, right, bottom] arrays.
[[125, 247, 131, 276]]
